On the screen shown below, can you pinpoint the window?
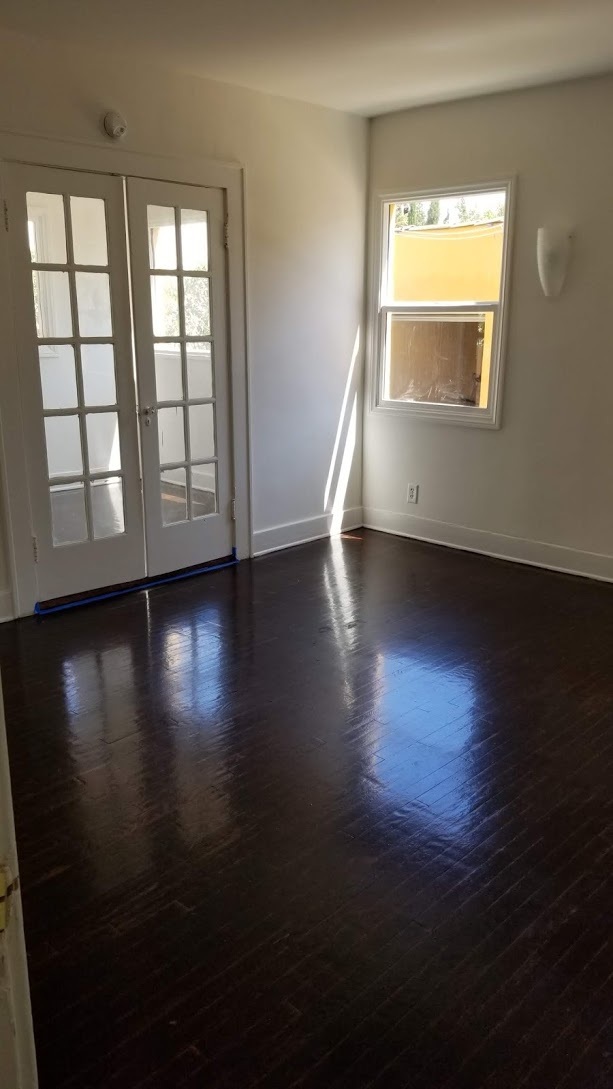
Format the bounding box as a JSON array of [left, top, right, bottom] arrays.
[[372, 182, 513, 427]]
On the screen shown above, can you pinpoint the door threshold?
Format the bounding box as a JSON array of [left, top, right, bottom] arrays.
[[35, 550, 238, 616]]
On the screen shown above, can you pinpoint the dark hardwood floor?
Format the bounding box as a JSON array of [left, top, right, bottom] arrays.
[[1, 529, 612, 1089]]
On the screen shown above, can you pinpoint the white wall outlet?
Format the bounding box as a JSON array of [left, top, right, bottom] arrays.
[[407, 483, 419, 504]]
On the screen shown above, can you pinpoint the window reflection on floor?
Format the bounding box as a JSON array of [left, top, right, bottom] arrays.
[[367, 650, 479, 839], [60, 613, 233, 890], [162, 607, 233, 849]]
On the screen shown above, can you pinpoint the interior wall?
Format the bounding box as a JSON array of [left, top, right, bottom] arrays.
[[365, 74, 613, 580], [0, 29, 367, 614]]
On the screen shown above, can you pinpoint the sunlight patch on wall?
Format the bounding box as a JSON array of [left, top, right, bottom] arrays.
[[324, 328, 360, 516]]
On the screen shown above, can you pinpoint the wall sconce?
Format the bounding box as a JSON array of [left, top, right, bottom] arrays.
[[537, 226, 572, 298]]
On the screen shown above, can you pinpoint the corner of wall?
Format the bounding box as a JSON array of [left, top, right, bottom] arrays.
[[0, 590, 15, 623], [252, 506, 363, 557]]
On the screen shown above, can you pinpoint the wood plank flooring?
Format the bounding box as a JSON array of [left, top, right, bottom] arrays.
[[1, 529, 612, 1088]]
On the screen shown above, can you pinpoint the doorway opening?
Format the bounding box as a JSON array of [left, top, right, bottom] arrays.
[[2, 163, 242, 611]]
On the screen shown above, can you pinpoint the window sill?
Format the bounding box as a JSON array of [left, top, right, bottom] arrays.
[[372, 398, 501, 429]]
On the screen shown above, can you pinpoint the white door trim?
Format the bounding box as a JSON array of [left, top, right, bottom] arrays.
[[0, 674, 38, 1087], [0, 132, 251, 616]]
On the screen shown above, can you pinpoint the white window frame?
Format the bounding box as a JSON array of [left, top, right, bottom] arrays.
[[368, 179, 515, 429]]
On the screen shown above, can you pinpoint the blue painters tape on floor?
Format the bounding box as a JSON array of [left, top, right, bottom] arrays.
[[34, 557, 239, 616]]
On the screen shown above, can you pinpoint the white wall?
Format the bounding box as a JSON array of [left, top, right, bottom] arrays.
[[365, 74, 613, 580], [0, 29, 367, 612]]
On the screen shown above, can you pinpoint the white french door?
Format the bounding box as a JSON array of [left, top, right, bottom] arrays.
[[3, 163, 235, 605], [5, 164, 145, 602], [128, 179, 233, 576]]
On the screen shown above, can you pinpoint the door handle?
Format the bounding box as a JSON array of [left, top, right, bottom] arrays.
[[139, 406, 157, 427]]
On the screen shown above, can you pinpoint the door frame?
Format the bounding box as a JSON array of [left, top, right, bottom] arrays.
[[0, 674, 38, 1087], [0, 132, 251, 616]]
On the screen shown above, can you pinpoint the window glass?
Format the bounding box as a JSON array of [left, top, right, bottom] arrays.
[[385, 313, 491, 407], [387, 191, 506, 305]]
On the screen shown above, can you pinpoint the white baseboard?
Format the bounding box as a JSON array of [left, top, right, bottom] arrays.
[[362, 507, 613, 584], [0, 589, 14, 623], [252, 507, 364, 557]]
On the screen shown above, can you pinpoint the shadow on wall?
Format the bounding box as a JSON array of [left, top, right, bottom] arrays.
[[324, 329, 360, 534]]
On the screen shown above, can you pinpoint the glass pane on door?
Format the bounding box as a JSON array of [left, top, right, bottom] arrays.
[[86, 412, 121, 473], [39, 345, 78, 410], [154, 343, 183, 401], [157, 406, 185, 463], [27, 193, 67, 264], [191, 464, 217, 518], [81, 344, 117, 406], [151, 276, 179, 336], [76, 272, 112, 336], [91, 477, 125, 538], [180, 209, 208, 271], [32, 271, 72, 337], [186, 342, 213, 400], [160, 468, 187, 525], [44, 415, 83, 478], [50, 483, 88, 545], [183, 278, 210, 336], [147, 205, 177, 269], [70, 197, 108, 265], [189, 404, 215, 460]]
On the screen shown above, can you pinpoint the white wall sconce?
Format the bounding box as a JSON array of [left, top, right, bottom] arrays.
[[537, 226, 572, 298]]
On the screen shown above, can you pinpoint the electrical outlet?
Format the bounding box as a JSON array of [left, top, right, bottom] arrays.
[[407, 483, 419, 504]]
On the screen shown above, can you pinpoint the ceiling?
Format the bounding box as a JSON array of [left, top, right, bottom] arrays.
[[1, 0, 612, 115]]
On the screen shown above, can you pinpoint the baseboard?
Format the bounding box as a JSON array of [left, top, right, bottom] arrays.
[[0, 589, 14, 623], [362, 507, 613, 584], [252, 507, 364, 557]]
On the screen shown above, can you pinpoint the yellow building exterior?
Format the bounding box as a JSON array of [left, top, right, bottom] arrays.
[[389, 220, 504, 407]]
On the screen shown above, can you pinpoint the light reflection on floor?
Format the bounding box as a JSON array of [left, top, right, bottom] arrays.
[[366, 650, 480, 840]]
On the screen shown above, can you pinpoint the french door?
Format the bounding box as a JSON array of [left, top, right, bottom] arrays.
[[4, 164, 234, 604], [128, 179, 233, 576]]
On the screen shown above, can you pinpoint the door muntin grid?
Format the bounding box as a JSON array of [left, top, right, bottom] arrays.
[[27, 190, 126, 547], [146, 204, 218, 526]]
